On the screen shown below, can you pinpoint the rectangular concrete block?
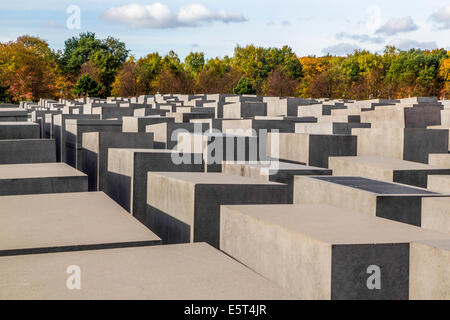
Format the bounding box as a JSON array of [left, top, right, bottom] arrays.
[[0, 192, 161, 256], [65, 119, 122, 169], [352, 128, 449, 164], [107, 149, 204, 223], [0, 139, 56, 164], [294, 176, 448, 226], [81, 132, 154, 191], [267, 133, 357, 168], [122, 116, 174, 133], [146, 122, 209, 149], [329, 156, 450, 188], [53, 114, 100, 162], [146, 172, 290, 248], [0, 163, 87, 196], [0, 122, 40, 140], [220, 204, 450, 299], [222, 160, 332, 202], [0, 243, 292, 299]]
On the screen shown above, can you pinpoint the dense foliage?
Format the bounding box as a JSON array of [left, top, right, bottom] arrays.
[[1, 33, 449, 102]]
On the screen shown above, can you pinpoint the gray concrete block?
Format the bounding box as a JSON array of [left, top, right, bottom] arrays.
[[294, 176, 449, 227], [146, 172, 290, 248], [268, 133, 357, 168], [81, 132, 154, 191], [0, 122, 40, 140], [0, 243, 292, 299], [65, 119, 122, 169], [220, 204, 450, 299], [107, 149, 204, 223], [329, 156, 450, 188], [0, 192, 161, 256], [0, 163, 87, 196], [0, 139, 56, 164], [53, 114, 100, 162]]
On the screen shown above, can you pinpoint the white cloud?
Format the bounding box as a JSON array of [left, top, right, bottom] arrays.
[[322, 43, 361, 56], [103, 2, 247, 29], [336, 32, 384, 44], [429, 5, 450, 29], [387, 38, 438, 51], [375, 16, 418, 35]]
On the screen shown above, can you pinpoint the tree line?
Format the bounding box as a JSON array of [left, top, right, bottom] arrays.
[[0, 32, 449, 102]]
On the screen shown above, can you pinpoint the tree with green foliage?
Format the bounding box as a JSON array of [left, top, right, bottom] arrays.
[[73, 74, 101, 97], [233, 77, 256, 94], [58, 32, 129, 97], [184, 52, 205, 77]]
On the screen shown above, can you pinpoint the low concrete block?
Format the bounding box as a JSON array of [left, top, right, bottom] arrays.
[[329, 156, 450, 188], [222, 160, 331, 203], [267, 133, 357, 168], [294, 176, 448, 226], [220, 204, 450, 299], [0, 243, 292, 299], [0, 192, 161, 256], [146, 172, 290, 248], [0, 163, 87, 196]]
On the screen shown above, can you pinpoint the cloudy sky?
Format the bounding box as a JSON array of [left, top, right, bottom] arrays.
[[0, 0, 449, 59]]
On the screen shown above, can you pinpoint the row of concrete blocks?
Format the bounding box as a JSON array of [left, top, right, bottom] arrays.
[[0, 160, 449, 299]]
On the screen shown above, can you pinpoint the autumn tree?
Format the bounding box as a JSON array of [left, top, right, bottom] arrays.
[[263, 66, 298, 97], [111, 57, 138, 97], [0, 36, 66, 101]]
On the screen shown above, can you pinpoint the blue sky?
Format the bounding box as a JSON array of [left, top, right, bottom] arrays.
[[0, 0, 449, 59]]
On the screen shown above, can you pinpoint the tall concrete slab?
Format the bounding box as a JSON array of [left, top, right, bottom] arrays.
[[107, 149, 204, 223], [81, 132, 154, 191]]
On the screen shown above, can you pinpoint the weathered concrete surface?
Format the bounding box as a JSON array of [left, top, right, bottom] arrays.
[[421, 197, 450, 234], [0, 162, 87, 196], [329, 155, 450, 188], [0, 192, 161, 256], [220, 204, 450, 299], [146, 172, 290, 248], [0, 139, 56, 164], [428, 175, 450, 193], [429, 153, 450, 168], [107, 149, 204, 223], [81, 132, 154, 191], [294, 176, 448, 226], [0, 243, 292, 300], [410, 240, 450, 299]]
